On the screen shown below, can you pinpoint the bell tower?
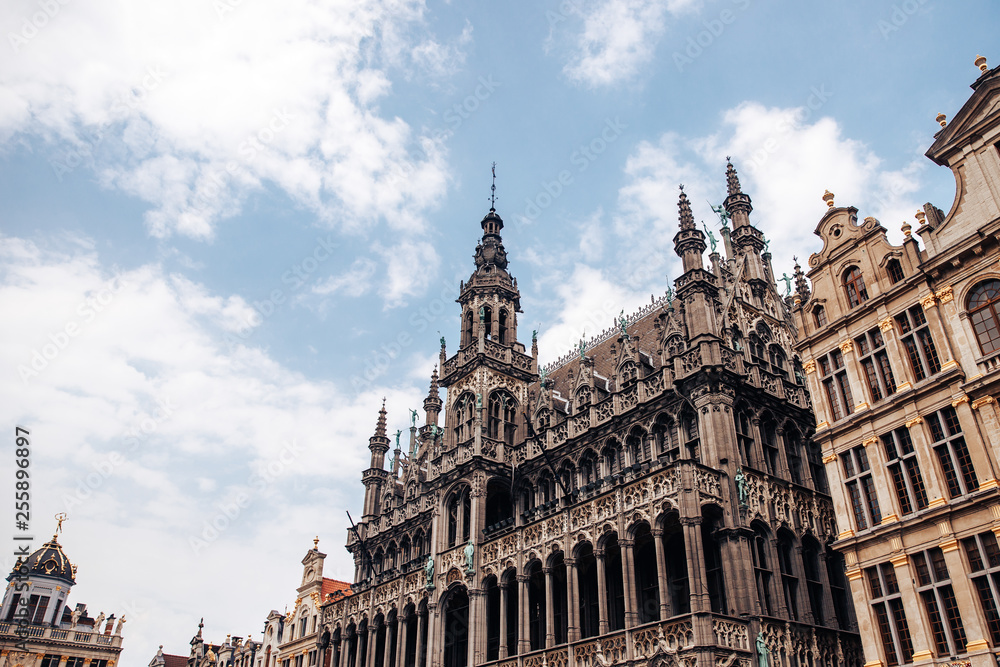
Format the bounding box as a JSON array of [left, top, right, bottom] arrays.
[[438, 167, 537, 461]]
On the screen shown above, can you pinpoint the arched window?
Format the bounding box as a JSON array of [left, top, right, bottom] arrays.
[[464, 310, 474, 347], [579, 450, 599, 486], [633, 524, 660, 623], [446, 487, 472, 547], [735, 408, 756, 468], [538, 471, 554, 505], [702, 509, 727, 614], [760, 413, 779, 475], [886, 258, 904, 284], [683, 414, 700, 461], [777, 530, 799, 620], [373, 613, 386, 667], [484, 576, 500, 661], [969, 280, 1000, 355], [749, 334, 767, 370], [653, 414, 678, 462], [549, 553, 568, 645], [502, 568, 519, 655], [602, 440, 621, 477], [487, 391, 517, 445], [751, 524, 774, 616], [576, 543, 600, 638], [454, 393, 475, 444], [813, 305, 827, 328], [485, 479, 513, 532], [769, 346, 787, 379], [400, 536, 411, 565], [626, 427, 648, 466], [413, 530, 424, 559], [662, 513, 689, 616], [843, 266, 869, 308], [526, 561, 546, 651], [784, 426, 803, 485], [806, 438, 828, 493], [482, 305, 493, 339], [443, 587, 469, 667], [802, 537, 825, 626], [603, 535, 626, 631], [558, 463, 575, 498], [498, 309, 509, 345]]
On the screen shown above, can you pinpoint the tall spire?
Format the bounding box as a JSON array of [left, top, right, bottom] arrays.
[[373, 398, 387, 440], [423, 367, 442, 426], [723, 159, 753, 230], [793, 256, 810, 301], [678, 185, 696, 231]]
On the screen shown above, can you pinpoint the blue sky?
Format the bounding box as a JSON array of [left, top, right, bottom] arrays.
[[1, 0, 995, 662]]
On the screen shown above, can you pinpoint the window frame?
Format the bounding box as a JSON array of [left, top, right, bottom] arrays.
[[841, 445, 881, 531], [843, 266, 869, 308], [866, 563, 915, 666], [911, 548, 967, 658], [968, 279, 1000, 356], [881, 426, 928, 516], [927, 406, 978, 498], [895, 305, 941, 382]]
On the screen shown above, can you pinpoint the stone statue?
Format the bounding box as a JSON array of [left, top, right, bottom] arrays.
[[479, 306, 485, 323], [618, 310, 627, 337], [665, 287, 674, 305], [703, 223, 718, 253], [409, 409, 418, 428], [532, 329, 538, 342], [70, 607, 81, 628], [395, 430, 402, 448], [115, 615, 126, 635], [206, 647, 217, 664], [95, 612, 105, 631], [439, 335, 445, 348], [464, 539, 475, 573], [780, 273, 792, 296], [756, 631, 770, 667], [578, 339, 586, 360], [424, 555, 435, 588], [476, 393, 482, 409], [593, 648, 612, 667], [710, 202, 730, 228], [735, 468, 748, 507], [654, 625, 676, 654], [762, 235, 770, 255]]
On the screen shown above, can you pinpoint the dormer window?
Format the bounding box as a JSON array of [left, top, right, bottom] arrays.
[[813, 305, 827, 328], [886, 258, 904, 284], [843, 266, 869, 308]]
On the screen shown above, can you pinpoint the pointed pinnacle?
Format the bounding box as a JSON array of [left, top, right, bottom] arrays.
[[428, 367, 440, 397], [374, 402, 388, 439], [678, 188, 695, 231], [726, 161, 742, 197]]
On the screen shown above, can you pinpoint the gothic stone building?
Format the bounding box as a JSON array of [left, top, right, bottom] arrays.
[[793, 57, 1000, 667], [318, 166, 863, 667]]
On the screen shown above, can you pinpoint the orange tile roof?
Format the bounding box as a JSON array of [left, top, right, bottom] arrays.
[[322, 578, 352, 601]]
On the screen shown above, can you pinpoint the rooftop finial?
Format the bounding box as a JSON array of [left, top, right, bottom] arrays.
[[677, 186, 695, 231], [490, 162, 497, 210], [975, 54, 988, 73], [725, 160, 742, 197]]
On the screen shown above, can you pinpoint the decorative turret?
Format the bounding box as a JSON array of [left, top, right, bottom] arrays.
[[423, 367, 442, 427], [793, 257, 810, 302], [362, 401, 390, 519], [673, 186, 707, 273]]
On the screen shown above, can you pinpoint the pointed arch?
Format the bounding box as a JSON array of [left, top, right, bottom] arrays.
[[487, 390, 518, 445], [652, 412, 678, 462], [575, 541, 600, 638], [498, 308, 509, 344], [442, 585, 470, 667]]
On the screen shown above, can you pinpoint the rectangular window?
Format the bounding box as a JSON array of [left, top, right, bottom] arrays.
[[896, 305, 942, 381], [912, 548, 967, 657], [820, 348, 854, 421], [842, 445, 881, 531], [39, 656, 63, 667], [927, 407, 978, 497], [965, 532, 1000, 646], [867, 563, 914, 666], [855, 328, 897, 403], [881, 427, 928, 515]]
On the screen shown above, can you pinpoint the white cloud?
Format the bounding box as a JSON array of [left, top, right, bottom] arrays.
[[0, 234, 425, 664], [560, 0, 701, 87], [374, 239, 440, 308], [0, 0, 461, 241], [312, 257, 378, 298]]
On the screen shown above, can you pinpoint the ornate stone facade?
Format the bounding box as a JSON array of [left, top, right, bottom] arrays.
[[793, 57, 1000, 666], [320, 159, 862, 667]]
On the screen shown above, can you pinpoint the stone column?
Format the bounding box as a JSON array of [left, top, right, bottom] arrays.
[[395, 616, 407, 667], [791, 545, 813, 625], [681, 517, 708, 613], [565, 558, 581, 643], [889, 555, 933, 660], [517, 574, 531, 654], [844, 567, 876, 655], [595, 549, 609, 634], [469, 588, 486, 667], [543, 566, 555, 648], [499, 581, 509, 658], [939, 539, 990, 658], [620, 538, 639, 627], [652, 528, 669, 620], [366, 625, 378, 667], [415, 610, 426, 667]]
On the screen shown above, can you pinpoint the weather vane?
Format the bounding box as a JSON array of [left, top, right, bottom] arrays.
[[490, 162, 497, 209]]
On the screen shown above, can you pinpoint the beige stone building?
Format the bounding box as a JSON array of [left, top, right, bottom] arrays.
[[793, 56, 1000, 666]]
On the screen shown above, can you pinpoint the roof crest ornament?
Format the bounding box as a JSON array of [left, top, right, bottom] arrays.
[[490, 161, 497, 210]]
